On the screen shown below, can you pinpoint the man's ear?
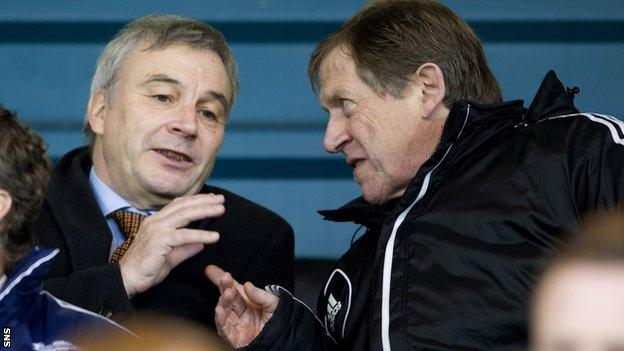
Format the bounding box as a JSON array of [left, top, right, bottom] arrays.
[[87, 90, 107, 135], [0, 189, 12, 222], [413, 63, 446, 119]]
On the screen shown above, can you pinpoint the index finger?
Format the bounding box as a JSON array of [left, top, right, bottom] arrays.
[[159, 193, 225, 217], [157, 201, 226, 229], [205, 265, 232, 293]]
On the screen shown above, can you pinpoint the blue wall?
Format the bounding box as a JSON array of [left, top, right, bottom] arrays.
[[1, 1, 623, 258]]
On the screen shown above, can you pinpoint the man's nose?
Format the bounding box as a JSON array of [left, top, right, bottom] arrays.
[[169, 104, 198, 137], [323, 116, 350, 153]]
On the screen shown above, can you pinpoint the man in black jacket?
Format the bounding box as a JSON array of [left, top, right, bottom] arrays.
[[206, 1, 624, 350], [32, 15, 294, 328]]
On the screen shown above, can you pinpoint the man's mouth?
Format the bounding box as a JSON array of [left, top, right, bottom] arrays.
[[348, 158, 365, 169], [154, 149, 192, 163]]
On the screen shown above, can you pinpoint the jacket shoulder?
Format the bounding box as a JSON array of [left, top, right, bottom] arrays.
[[535, 112, 622, 136], [514, 112, 623, 148], [203, 185, 292, 233]]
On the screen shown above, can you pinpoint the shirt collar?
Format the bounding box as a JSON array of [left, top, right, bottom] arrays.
[[88, 167, 153, 217], [0, 275, 6, 290]]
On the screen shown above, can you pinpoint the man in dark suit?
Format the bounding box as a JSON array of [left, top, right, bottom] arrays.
[[31, 14, 294, 327]]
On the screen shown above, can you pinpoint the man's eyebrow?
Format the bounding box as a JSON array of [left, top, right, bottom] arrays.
[[141, 74, 180, 86], [142, 73, 230, 111], [199, 91, 230, 112], [319, 91, 337, 112]]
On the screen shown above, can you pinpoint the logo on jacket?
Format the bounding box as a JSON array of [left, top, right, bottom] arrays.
[[323, 268, 352, 339], [326, 293, 343, 332]]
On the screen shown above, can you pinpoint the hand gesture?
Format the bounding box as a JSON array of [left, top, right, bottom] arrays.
[[205, 265, 279, 348], [119, 193, 225, 297]]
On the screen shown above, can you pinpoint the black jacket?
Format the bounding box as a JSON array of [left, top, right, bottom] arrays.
[[247, 71, 624, 350], [32, 147, 294, 328]]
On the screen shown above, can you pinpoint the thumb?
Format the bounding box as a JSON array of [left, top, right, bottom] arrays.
[[244, 282, 279, 312]]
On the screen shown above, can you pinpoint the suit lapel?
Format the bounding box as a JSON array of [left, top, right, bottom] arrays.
[[47, 148, 112, 271]]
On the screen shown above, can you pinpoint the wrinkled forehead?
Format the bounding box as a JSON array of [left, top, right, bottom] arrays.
[[318, 46, 358, 98], [118, 42, 232, 102], [319, 46, 355, 80], [126, 40, 225, 75]]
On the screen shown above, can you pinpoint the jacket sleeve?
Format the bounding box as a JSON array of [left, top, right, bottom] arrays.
[[34, 201, 134, 317], [244, 286, 338, 351], [43, 262, 134, 317], [567, 113, 624, 214]]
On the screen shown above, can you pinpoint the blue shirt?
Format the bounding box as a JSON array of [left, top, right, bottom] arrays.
[[88, 167, 153, 259]]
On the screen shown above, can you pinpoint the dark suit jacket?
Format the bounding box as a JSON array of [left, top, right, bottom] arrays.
[[32, 147, 294, 327]]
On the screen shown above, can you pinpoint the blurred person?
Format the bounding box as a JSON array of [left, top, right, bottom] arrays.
[[79, 314, 228, 351], [0, 106, 129, 350], [206, 0, 624, 350], [531, 210, 624, 351], [31, 14, 294, 328]]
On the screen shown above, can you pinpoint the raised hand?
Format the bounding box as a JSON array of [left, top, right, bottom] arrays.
[[119, 193, 225, 297], [205, 265, 279, 348]]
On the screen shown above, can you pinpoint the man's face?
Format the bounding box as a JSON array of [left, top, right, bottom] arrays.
[[318, 47, 444, 205], [532, 262, 624, 351], [90, 43, 231, 208]]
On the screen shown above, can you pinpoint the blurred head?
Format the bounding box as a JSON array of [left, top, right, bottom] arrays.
[[0, 106, 50, 275], [531, 211, 624, 351], [77, 314, 228, 351], [308, 0, 501, 205], [86, 15, 238, 209]]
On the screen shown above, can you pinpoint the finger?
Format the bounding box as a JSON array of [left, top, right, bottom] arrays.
[[205, 265, 227, 291], [220, 278, 248, 313], [206, 266, 236, 294], [161, 203, 226, 229], [244, 282, 279, 312], [167, 243, 204, 267], [158, 193, 225, 217], [168, 228, 219, 247], [215, 304, 228, 331], [218, 290, 242, 330], [215, 305, 238, 348], [224, 287, 249, 317]]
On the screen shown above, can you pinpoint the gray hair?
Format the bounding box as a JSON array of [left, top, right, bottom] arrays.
[[85, 14, 239, 140]]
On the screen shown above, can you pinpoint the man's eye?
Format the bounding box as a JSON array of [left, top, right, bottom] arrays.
[[200, 110, 217, 120], [153, 94, 172, 103], [340, 99, 354, 115]]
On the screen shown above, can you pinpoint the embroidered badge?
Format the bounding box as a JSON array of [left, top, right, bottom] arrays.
[[326, 293, 343, 333], [323, 269, 352, 339]]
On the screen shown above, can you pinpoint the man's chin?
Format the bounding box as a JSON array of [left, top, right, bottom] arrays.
[[361, 189, 384, 205], [144, 180, 197, 201], [361, 186, 398, 206]]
